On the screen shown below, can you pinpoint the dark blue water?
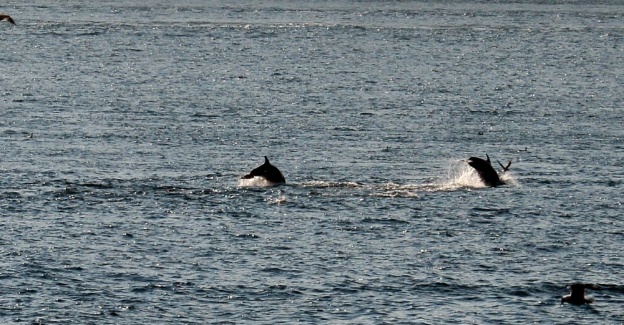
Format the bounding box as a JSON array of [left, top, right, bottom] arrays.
[[1, 1, 623, 324]]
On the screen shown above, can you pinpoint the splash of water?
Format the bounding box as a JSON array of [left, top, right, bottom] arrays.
[[238, 176, 277, 187], [415, 159, 493, 192], [445, 160, 488, 188], [238, 160, 516, 194]]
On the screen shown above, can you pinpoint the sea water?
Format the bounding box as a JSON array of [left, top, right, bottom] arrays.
[[0, 1, 623, 324]]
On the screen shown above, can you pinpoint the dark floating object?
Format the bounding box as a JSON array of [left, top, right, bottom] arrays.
[[466, 153, 512, 187], [241, 156, 286, 184], [0, 14, 16, 25], [561, 283, 595, 305]]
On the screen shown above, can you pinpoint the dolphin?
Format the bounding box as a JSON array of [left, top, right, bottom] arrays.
[[466, 154, 512, 187], [561, 283, 595, 305], [0, 14, 16, 25], [241, 156, 286, 184]]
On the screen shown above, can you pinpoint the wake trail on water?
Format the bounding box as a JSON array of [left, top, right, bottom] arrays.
[[299, 160, 517, 193], [238, 160, 517, 198]]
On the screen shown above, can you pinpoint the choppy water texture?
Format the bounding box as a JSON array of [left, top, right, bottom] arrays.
[[1, 1, 623, 324]]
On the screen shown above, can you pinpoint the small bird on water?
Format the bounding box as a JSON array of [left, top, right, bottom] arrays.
[[561, 283, 595, 305], [0, 14, 16, 25]]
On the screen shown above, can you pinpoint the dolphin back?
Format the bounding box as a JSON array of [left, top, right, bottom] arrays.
[[467, 156, 502, 187], [242, 156, 286, 184]]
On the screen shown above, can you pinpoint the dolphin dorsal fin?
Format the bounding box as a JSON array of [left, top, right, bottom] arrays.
[[498, 160, 512, 172], [264, 156, 270, 164], [485, 154, 491, 164]]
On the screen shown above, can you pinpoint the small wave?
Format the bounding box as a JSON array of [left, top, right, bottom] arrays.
[[234, 233, 260, 239], [372, 182, 420, 197], [301, 181, 419, 197], [372, 190, 419, 198], [266, 195, 287, 204], [362, 217, 409, 224], [299, 180, 362, 188]]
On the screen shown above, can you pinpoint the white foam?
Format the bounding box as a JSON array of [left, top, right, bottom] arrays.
[[500, 172, 518, 186], [416, 160, 484, 191], [237, 176, 278, 187], [411, 159, 519, 192]]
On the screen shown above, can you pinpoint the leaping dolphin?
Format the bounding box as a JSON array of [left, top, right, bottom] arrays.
[[241, 156, 286, 184], [561, 283, 595, 305], [466, 154, 511, 187]]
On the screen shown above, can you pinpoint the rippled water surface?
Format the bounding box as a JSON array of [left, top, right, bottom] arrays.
[[1, 1, 623, 324]]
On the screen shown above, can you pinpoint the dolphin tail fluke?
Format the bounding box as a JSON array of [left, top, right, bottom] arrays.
[[498, 160, 512, 172]]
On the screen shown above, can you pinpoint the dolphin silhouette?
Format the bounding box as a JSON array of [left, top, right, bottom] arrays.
[[0, 14, 16, 25], [241, 156, 286, 184], [561, 283, 595, 305], [466, 154, 511, 187]]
